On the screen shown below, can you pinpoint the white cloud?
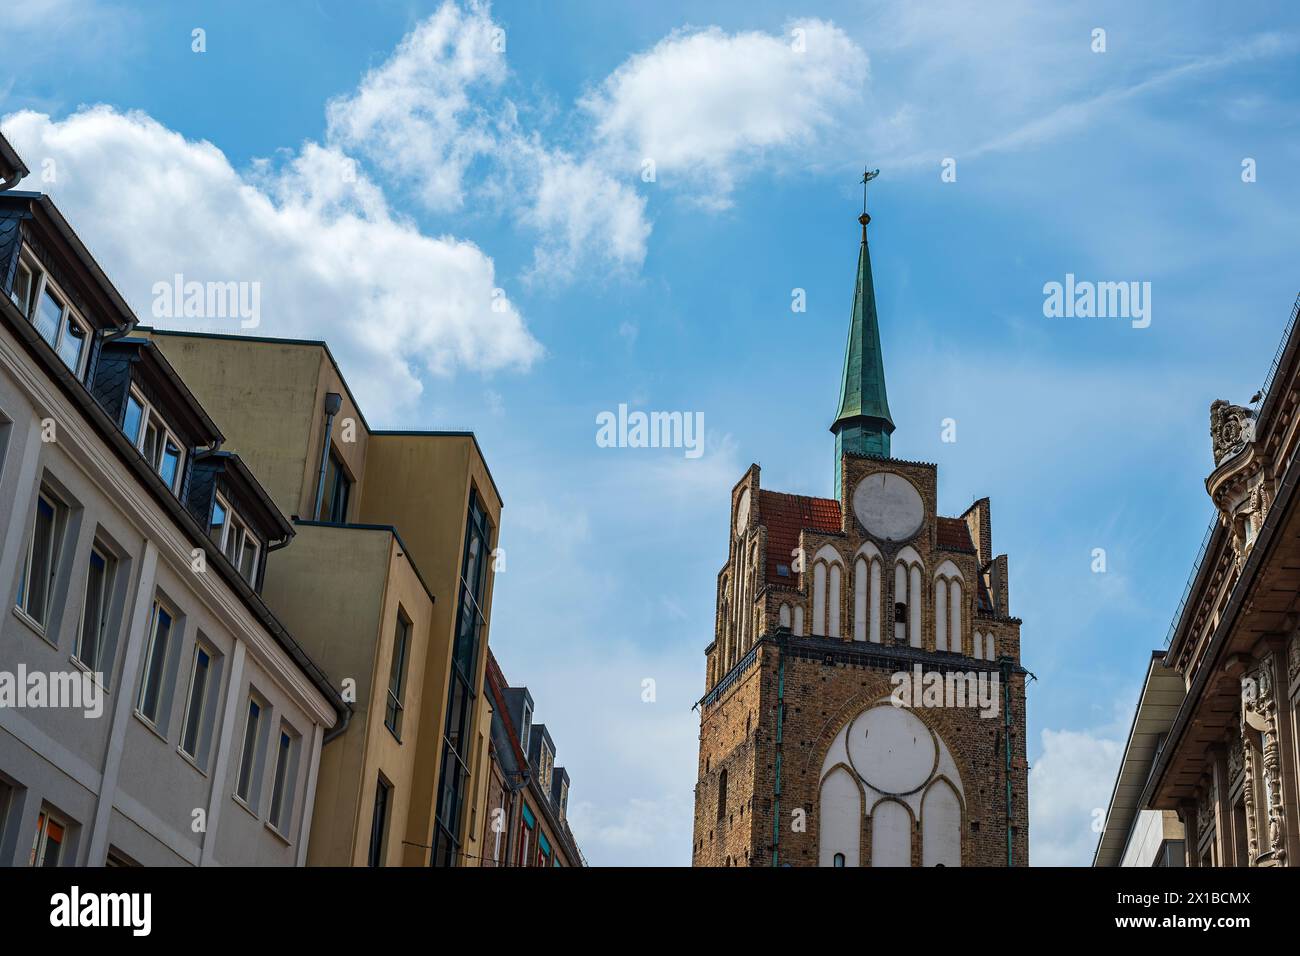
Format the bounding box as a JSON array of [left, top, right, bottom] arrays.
[[325, 0, 506, 213], [325, 0, 648, 282], [1, 106, 541, 418], [581, 20, 868, 207], [1029, 726, 1125, 866], [520, 147, 649, 282]]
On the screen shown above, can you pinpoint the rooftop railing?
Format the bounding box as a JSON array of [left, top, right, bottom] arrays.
[[1163, 292, 1300, 648]]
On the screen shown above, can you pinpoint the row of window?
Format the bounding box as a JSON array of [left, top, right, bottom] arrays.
[[517, 804, 561, 867], [209, 494, 260, 585], [11, 478, 302, 853], [431, 490, 493, 866], [14, 244, 268, 588], [121, 387, 185, 495], [10, 253, 92, 380]]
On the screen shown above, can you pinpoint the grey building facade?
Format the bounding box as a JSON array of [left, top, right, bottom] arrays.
[[0, 136, 348, 866]]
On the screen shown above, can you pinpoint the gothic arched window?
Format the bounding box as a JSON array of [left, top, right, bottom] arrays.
[[854, 544, 882, 643], [811, 545, 844, 638], [934, 561, 964, 654], [894, 548, 924, 647]]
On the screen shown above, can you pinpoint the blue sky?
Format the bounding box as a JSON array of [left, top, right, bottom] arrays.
[[3, 0, 1299, 866]]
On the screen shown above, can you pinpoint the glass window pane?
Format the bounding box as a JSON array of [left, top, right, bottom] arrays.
[[386, 616, 409, 735], [210, 499, 227, 544], [139, 605, 172, 722], [25, 496, 57, 625], [182, 648, 211, 758], [159, 437, 182, 490], [224, 519, 243, 565], [78, 550, 108, 670], [35, 286, 62, 347], [123, 394, 144, 445], [270, 731, 291, 828], [41, 818, 64, 867], [238, 535, 258, 583], [11, 263, 32, 315], [237, 699, 260, 802], [326, 452, 351, 523], [368, 779, 389, 867], [58, 315, 87, 373], [142, 422, 160, 468]]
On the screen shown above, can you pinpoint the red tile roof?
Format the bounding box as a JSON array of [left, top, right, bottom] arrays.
[[937, 516, 975, 552], [759, 490, 841, 583]]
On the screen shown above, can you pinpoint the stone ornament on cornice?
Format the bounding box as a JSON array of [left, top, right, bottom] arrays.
[[1210, 399, 1257, 466]]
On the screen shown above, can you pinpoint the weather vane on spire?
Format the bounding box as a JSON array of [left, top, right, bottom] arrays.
[[861, 167, 879, 216], [859, 167, 879, 233]]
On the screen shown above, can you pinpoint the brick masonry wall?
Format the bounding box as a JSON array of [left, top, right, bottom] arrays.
[[695, 453, 1029, 867], [696, 639, 1028, 867]]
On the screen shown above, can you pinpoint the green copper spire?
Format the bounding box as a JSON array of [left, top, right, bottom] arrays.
[[831, 177, 894, 499]]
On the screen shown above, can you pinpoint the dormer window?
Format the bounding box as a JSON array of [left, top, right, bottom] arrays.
[[123, 388, 186, 494], [14, 253, 91, 379], [521, 707, 532, 753], [210, 494, 260, 585]]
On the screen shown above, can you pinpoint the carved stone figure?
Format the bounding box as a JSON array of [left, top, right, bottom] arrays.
[[1228, 733, 1244, 786], [1210, 400, 1256, 465]]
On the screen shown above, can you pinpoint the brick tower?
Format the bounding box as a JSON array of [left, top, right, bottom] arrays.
[[691, 193, 1029, 867]]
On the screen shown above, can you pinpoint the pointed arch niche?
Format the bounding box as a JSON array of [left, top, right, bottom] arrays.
[[853, 542, 883, 643], [810, 544, 844, 638], [817, 701, 965, 867]]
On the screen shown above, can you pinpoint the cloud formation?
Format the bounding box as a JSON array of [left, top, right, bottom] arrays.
[[1, 107, 540, 418], [581, 20, 868, 207]]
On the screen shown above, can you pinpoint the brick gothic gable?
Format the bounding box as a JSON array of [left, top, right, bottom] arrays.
[[692, 207, 1028, 868]]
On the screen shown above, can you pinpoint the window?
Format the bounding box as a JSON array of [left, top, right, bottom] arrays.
[[268, 726, 299, 834], [368, 777, 391, 867], [854, 550, 883, 644], [537, 832, 552, 868], [209, 496, 227, 545], [21, 258, 91, 378], [121, 388, 186, 493], [894, 556, 923, 647], [30, 809, 69, 867], [518, 805, 535, 867], [16, 490, 67, 631], [559, 780, 569, 820], [235, 696, 264, 807], [180, 643, 214, 761], [385, 612, 411, 738], [105, 848, 139, 867], [432, 489, 493, 866], [717, 768, 727, 821], [833, 852, 846, 867], [75, 545, 116, 674], [322, 449, 351, 523], [210, 495, 260, 585], [521, 706, 532, 754], [137, 600, 175, 726], [122, 392, 145, 446], [10, 259, 33, 314]]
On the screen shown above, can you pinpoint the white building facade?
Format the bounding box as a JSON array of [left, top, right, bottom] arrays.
[[0, 174, 346, 866]]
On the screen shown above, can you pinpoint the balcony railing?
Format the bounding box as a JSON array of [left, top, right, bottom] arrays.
[[1163, 292, 1300, 648]]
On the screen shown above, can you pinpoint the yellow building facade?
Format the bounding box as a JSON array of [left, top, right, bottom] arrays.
[[142, 329, 502, 866]]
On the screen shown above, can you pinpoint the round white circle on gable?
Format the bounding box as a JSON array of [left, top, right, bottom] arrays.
[[852, 471, 923, 542], [735, 488, 751, 536], [846, 705, 937, 795]]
